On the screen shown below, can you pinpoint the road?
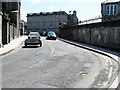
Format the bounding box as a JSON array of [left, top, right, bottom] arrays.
[[2, 37, 118, 88]]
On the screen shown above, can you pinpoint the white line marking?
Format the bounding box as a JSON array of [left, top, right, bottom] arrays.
[[48, 43, 54, 54]]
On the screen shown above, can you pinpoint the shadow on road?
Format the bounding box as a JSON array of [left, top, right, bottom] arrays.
[[22, 45, 40, 48]]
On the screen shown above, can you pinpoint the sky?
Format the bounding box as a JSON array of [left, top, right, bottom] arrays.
[[21, 0, 106, 22]]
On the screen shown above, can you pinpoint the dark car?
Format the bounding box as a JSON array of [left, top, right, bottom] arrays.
[[46, 31, 57, 40], [25, 31, 42, 47], [42, 30, 47, 36]]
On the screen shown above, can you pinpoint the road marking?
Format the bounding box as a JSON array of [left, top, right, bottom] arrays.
[[98, 54, 115, 87], [108, 57, 113, 66], [48, 43, 54, 54], [102, 56, 114, 82], [108, 67, 113, 79], [105, 56, 109, 63], [107, 57, 113, 80]]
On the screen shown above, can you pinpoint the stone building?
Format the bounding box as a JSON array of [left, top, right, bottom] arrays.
[[2, 0, 21, 29], [0, 1, 2, 47], [27, 11, 78, 35], [101, 0, 120, 21], [67, 10, 78, 26], [2, 0, 21, 44], [20, 20, 25, 35]]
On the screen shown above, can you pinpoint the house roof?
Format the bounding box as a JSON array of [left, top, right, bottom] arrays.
[[27, 11, 68, 17], [102, 0, 120, 4]]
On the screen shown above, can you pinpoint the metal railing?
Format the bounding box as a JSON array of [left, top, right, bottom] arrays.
[[79, 14, 120, 25], [79, 15, 102, 24]]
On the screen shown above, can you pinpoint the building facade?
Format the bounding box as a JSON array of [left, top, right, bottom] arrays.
[[20, 20, 25, 35], [67, 10, 78, 26], [101, 0, 120, 21], [2, 0, 21, 45], [27, 11, 78, 35], [2, 0, 21, 31], [0, 1, 2, 47]]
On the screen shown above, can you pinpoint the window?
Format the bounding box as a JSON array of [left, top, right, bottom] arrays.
[[114, 5, 118, 15], [110, 5, 113, 15], [106, 5, 110, 15], [106, 4, 118, 15]]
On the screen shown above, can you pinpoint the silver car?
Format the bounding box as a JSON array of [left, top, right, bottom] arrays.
[[25, 31, 42, 47]]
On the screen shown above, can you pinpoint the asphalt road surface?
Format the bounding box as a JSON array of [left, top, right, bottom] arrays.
[[2, 37, 118, 88]]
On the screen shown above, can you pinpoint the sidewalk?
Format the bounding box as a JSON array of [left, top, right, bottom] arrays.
[[0, 36, 28, 56]]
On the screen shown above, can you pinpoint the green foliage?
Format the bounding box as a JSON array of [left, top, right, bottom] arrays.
[[3, 12, 14, 23], [3, 12, 10, 22]]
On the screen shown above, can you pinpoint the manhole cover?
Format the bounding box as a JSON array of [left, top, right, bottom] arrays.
[[77, 71, 89, 76]]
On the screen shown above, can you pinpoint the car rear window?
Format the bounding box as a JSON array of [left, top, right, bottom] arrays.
[[48, 32, 55, 35], [28, 32, 40, 37], [29, 33, 38, 36]]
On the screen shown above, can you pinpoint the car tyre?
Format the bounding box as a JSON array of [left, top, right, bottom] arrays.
[[25, 41, 27, 47], [39, 41, 42, 47]]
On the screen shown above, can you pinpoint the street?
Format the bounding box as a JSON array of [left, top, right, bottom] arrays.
[[2, 37, 118, 88]]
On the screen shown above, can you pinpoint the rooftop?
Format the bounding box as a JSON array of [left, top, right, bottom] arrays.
[[27, 11, 68, 17], [102, 0, 120, 4]]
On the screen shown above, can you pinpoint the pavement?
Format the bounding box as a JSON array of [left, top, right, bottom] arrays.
[[0, 36, 119, 89], [0, 35, 28, 56]]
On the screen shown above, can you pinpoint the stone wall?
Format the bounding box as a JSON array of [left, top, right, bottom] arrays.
[[59, 20, 120, 51]]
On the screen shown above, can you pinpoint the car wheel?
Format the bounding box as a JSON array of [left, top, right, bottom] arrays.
[[25, 44, 27, 47], [25, 41, 27, 47], [39, 41, 42, 47]]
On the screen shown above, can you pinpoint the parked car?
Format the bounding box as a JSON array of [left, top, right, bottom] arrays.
[[46, 31, 57, 40], [25, 31, 42, 47]]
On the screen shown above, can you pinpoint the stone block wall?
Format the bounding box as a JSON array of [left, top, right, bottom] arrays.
[[59, 20, 120, 51]]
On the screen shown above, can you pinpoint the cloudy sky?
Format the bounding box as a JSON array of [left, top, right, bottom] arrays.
[[21, 0, 106, 22]]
